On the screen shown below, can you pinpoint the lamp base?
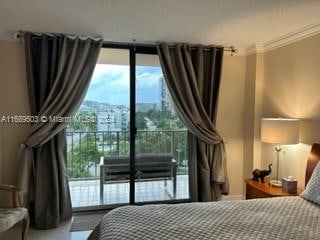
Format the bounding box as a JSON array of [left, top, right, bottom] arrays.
[[269, 179, 282, 187]]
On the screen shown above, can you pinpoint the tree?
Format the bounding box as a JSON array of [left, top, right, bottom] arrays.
[[67, 134, 103, 178], [68, 111, 98, 132], [136, 112, 147, 129], [67, 107, 188, 178]]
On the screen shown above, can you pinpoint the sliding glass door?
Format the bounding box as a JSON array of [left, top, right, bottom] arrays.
[[135, 53, 189, 203], [67, 45, 189, 211], [67, 48, 131, 209]]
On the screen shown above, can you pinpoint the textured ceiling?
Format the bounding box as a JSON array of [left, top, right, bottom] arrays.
[[0, 0, 320, 48]]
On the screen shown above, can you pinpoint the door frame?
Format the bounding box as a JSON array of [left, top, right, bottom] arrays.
[[72, 42, 190, 212]]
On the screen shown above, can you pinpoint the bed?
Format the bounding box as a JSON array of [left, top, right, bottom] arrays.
[[89, 144, 320, 240]]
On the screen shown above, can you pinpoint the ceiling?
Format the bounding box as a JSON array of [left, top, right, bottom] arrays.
[[0, 0, 320, 49]]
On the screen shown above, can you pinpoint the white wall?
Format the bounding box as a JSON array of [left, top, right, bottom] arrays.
[[0, 41, 29, 184], [218, 55, 246, 196], [260, 34, 320, 188]]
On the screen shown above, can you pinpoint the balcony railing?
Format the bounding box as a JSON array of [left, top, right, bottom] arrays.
[[66, 130, 188, 179]]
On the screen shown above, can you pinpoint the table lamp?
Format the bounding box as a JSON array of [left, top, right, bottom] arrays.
[[261, 118, 300, 187]]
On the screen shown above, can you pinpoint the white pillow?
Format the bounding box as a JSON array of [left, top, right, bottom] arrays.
[[301, 161, 320, 205]]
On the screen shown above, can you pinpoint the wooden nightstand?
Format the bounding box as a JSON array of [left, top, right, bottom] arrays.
[[245, 179, 303, 200]]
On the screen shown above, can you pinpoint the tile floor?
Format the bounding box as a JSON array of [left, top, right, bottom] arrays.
[[1, 175, 189, 240], [0, 220, 91, 240], [0, 181, 240, 240], [70, 175, 189, 208]]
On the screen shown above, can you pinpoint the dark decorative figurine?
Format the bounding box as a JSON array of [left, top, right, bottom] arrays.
[[252, 164, 272, 182]]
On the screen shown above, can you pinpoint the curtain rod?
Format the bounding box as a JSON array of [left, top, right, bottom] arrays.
[[103, 40, 237, 55], [14, 31, 102, 41], [14, 31, 238, 55]]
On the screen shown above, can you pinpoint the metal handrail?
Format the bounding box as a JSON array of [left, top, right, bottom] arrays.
[[66, 129, 188, 179]]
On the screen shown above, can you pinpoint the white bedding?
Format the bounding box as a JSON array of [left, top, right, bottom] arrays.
[[89, 196, 320, 240]]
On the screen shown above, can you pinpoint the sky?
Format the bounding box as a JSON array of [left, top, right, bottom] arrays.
[[84, 64, 163, 106]]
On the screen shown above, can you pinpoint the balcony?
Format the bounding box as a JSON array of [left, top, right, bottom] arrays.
[[67, 130, 189, 208]]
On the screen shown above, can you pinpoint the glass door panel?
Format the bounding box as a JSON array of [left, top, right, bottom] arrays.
[[67, 48, 130, 209], [135, 53, 189, 203], [67, 46, 190, 211]]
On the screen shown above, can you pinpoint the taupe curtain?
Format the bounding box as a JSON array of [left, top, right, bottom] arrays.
[[157, 43, 229, 201], [17, 32, 103, 229]]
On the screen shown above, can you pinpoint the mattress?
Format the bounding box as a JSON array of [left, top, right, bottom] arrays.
[[89, 196, 320, 240]]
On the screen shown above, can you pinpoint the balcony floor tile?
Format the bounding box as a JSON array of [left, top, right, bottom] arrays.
[[70, 175, 189, 208]]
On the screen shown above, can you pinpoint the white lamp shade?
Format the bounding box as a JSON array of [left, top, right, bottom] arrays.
[[261, 118, 300, 144]]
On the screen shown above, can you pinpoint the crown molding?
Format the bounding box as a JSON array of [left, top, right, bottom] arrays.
[[245, 44, 264, 55], [245, 21, 320, 55], [264, 22, 320, 51]]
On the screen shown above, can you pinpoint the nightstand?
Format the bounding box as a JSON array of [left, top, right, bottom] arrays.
[[245, 179, 303, 200]]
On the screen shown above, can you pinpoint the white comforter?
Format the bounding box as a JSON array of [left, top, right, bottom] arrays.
[[89, 196, 320, 240]]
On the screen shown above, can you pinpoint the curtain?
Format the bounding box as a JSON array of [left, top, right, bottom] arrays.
[[17, 32, 103, 229], [157, 43, 229, 201]]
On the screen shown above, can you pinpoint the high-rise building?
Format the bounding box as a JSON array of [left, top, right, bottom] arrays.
[[136, 103, 158, 112], [158, 76, 175, 114]]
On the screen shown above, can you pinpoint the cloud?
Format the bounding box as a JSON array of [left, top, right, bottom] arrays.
[[84, 64, 164, 106], [136, 66, 162, 89], [91, 64, 129, 87]]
